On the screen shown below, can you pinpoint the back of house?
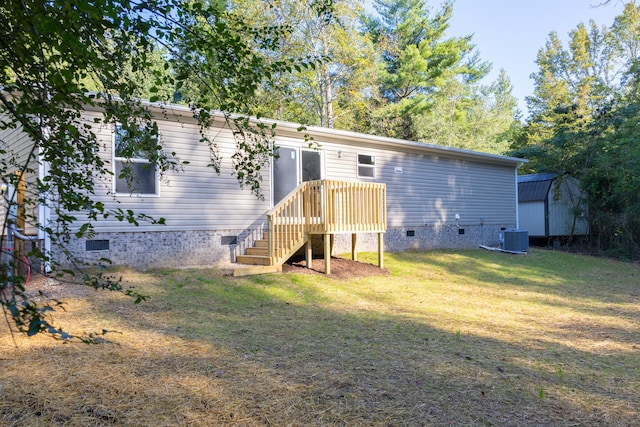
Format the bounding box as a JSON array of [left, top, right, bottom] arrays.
[[1, 102, 526, 270]]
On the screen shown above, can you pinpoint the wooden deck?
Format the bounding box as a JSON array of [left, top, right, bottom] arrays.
[[235, 180, 386, 275]]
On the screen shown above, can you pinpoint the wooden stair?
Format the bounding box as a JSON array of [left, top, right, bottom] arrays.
[[233, 232, 306, 276], [233, 180, 387, 276], [236, 234, 272, 266], [232, 264, 282, 277], [235, 232, 307, 266]]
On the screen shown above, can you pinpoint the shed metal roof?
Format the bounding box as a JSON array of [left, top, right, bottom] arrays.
[[518, 173, 557, 202]]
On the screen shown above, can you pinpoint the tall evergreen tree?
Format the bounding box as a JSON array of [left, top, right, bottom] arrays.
[[366, 0, 514, 147]]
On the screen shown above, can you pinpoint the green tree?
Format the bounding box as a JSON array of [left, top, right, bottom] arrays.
[[513, 19, 618, 173], [366, 0, 509, 146], [231, 0, 377, 130], [411, 68, 520, 154], [610, 1, 640, 70], [511, 2, 640, 258], [0, 0, 330, 340]]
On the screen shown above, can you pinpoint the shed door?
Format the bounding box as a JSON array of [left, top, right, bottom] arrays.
[[519, 201, 547, 237]]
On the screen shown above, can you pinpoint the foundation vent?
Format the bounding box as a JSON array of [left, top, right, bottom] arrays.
[[221, 236, 238, 245], [86, 240, 110, 251]]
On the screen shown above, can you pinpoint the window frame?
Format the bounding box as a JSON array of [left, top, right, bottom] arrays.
[[300, 148, 324, 183], [357, 153, 376, 179], [112, 125, 160, 197]]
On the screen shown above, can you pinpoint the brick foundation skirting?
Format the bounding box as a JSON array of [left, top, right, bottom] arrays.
[[52, 224, 511, 269]]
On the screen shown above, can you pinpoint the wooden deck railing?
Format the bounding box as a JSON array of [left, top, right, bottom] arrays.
[[267, 180, 386, 265]]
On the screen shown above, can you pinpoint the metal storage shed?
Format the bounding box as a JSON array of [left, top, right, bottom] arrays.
[[518, 173, 589, 238]]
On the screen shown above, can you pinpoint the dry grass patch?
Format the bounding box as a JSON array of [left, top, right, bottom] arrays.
[[1, 249, 639, 426]]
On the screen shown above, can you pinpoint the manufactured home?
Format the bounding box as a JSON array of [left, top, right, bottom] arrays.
[[2, 101, 526, 273], [518, 173, 588, 239]]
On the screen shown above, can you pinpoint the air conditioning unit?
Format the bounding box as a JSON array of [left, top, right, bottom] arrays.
[[503, 229, 528, 252]]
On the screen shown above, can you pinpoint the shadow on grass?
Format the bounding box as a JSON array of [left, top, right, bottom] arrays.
[[116, 257, 640, 423], [394, 248, 640, 309], [2, 249, 639, 426]]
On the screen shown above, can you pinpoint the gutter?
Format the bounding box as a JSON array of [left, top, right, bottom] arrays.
[[514, 160, 527, 230]]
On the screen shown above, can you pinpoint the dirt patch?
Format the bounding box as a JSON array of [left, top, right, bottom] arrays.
[[282, 256, 389, 279]]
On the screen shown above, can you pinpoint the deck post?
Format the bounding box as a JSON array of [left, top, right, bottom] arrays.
[[378, 232, 384, 269], [351, 233, 357, 261], [306, 237, 313, 269], [324, 233, 331, 275]]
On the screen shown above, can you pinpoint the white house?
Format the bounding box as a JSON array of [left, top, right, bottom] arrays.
[[2, 101, 526, 272]]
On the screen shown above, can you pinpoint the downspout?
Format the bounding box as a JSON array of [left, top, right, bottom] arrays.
[[38, 138, 52, 273], [515, 162, 524, 229]]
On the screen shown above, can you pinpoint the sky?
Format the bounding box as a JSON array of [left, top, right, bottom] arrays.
[[444, 0, 627, 116]]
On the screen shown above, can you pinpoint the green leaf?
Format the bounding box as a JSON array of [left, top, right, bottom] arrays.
[[76, 223, 90, 238]]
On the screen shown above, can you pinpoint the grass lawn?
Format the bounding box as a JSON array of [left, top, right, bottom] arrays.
[[1, 248, 639, 426]]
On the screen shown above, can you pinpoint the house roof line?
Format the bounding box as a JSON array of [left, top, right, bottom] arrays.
[[86, 96, 528, 168], [279, 121, 528, 167]]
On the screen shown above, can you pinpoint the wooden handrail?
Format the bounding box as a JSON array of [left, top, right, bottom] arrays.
[[267, 180, 386, 265]]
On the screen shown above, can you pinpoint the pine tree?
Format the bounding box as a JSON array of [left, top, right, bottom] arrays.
[[367, 0, 487, 138]]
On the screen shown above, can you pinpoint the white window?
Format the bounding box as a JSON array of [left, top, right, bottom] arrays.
[[113, 126, 158, 195], [357, 153, 376, 179]]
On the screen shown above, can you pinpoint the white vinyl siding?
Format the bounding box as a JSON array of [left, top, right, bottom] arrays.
[[48, 108, 520, 235], [0, 121, 40, 235], [323, 140, 517, 228], [58, 111, 271, 233]]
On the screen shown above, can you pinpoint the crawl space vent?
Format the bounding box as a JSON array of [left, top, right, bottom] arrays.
[[86, 240, 110, 251], [221, 236, 237, 245]]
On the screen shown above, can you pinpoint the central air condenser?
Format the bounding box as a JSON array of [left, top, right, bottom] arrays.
[[502, 229, 528, 252]]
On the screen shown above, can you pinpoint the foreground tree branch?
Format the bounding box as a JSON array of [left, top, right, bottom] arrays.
[[0, 0, 332, 340]]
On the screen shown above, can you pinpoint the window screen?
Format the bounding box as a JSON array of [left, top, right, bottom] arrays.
[[301, 150, 322, 182]]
